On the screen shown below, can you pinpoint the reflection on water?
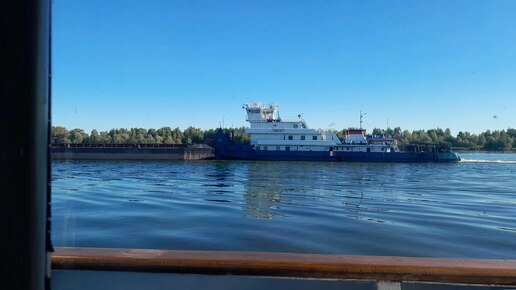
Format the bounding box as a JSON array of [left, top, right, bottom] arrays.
[[52, 153, 516, 258], [243, 163, 282, 219], [203, 162, 235, 203]]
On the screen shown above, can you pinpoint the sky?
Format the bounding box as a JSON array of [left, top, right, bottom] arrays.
[[53, 0, 516, 134]]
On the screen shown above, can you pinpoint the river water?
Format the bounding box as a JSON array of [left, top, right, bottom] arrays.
[[51, 152, 516, 258]]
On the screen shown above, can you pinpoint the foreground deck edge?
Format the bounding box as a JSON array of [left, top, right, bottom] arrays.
[[52, 247, 516, 285]]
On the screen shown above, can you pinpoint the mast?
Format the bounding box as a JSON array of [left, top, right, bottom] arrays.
[[360, 111, 367, 130]]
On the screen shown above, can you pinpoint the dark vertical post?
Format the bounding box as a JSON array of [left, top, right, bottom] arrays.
[[0, 0, 52, 289]]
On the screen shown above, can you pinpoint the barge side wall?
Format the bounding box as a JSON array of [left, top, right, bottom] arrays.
[[51, 147, 214, 160]]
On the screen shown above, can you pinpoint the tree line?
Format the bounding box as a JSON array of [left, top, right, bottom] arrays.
[[369, 127, 516, 150], [51, 126, 250, 146], [52, 126, 515, 150]]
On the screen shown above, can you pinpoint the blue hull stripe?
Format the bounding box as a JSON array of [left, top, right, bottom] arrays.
[[216, 146, 460, 163]]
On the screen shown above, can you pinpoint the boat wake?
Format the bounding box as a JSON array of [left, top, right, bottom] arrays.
[[460, 159, 516, 164]]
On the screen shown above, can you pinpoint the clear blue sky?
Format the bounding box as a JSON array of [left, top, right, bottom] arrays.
[[53, 0, 516, 134]]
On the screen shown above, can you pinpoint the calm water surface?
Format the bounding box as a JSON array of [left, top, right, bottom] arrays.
[[52, 153, 516, 258]]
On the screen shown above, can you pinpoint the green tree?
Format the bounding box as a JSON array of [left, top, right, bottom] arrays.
[[154, 135, 164, 144], [147, 129, 157, 139], [89, 129, 100, 143], [427, 130, 439, 143], [484, 136, 498, 150], [157, 127, 173, 143], [69, 128, 87, 144], [224, 127, 250, 145], [128, 128, 148, 143], [171, 127, 183, 144], [183, 127, 204, 144], [109, 128, 130, 144], [498, 131, 512, 149], [51, 126, 70, 143], [98, 131, 112, 143], [507, 128, 516, 139], [477, 134, 486, 147], [372, 128, 383, 136]]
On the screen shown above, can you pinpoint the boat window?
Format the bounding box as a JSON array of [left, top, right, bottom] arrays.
[[276, 146, 280, 151], [288, 136, 293, 140], [312, 136, 317, 140], [285, 146, 290, 151], [301, 136, 305, 140], [293, 124, 298, 128]]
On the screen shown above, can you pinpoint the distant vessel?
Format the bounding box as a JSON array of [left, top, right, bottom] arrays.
[[215, 102, 460, 162]]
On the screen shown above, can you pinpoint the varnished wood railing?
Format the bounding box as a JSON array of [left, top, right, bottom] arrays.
[[52, 247, 516, 286]]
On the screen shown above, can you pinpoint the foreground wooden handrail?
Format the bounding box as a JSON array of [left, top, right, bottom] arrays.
[[52, 247, 516, 285]]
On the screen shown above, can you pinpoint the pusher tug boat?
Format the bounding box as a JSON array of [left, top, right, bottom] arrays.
[[215, 102, 460, 162]]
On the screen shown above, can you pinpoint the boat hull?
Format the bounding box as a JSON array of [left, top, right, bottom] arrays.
[[215, 131, 461, 163], [216, 145, 460, 162]]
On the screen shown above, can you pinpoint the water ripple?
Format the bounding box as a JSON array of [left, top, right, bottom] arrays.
[[52, 153, 516, 258]]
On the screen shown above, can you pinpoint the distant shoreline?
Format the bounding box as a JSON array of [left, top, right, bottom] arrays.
[[451, 148, 516, 153], [51, 126, 516, 152]]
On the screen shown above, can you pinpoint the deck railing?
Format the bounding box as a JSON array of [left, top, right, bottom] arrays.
[[52, 247, 516, 288]]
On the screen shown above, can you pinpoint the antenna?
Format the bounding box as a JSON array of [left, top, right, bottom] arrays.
[[360, 111, 367, 129]]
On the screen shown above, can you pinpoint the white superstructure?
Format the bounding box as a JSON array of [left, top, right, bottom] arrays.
[[243, 102, 399, 153]]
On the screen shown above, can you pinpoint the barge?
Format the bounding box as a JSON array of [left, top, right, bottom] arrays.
[[52, 143, 214, 160]]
